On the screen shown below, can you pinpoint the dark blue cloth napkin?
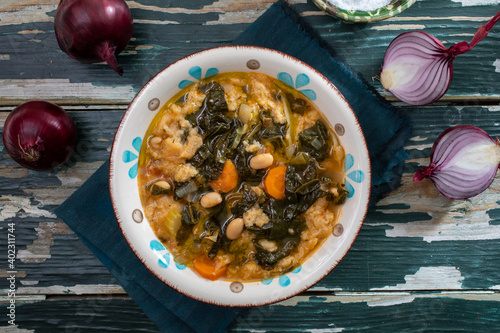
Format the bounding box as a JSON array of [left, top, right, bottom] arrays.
[[55, 1, 411, 332]]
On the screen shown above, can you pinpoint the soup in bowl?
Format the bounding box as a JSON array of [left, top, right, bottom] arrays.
[[110, 46, 370, 306]]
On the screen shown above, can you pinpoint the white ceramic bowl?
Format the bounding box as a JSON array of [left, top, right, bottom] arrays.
[[110, 46, 371, 306]]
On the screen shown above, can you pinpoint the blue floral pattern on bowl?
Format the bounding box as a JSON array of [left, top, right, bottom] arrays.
[[150, 239, 302, 288], [345, 153, 365, 198], [177, 67, 317, 104], [262, 266, 302, 287], [150, 240, 186, 270], [122, 137, 142, 179], [277, 72, 316, 101]]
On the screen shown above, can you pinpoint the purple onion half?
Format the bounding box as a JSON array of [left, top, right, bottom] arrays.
[[414, 125, 500, 199]]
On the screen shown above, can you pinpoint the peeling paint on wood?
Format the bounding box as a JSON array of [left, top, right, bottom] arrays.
[[17, 222, 73, 264], [0, 195, 55, 220], [279, 291, 500, 307], [0, 79, 136, 104], [0, 269, 26, 279], [386, 15, 497, 22], [15, 284, 125, 296], [0, 1, 57, 26], [377, 266, 464, 290], [0, 295, 45, 303], [18, 30, 45, 34], [0, 327, 35, 333], [54, 161, 105, 187], [451, 0, 500, 6], [371, 24, 427, 30], [371, 174, 500, 242], [494, 59, 500, 72]]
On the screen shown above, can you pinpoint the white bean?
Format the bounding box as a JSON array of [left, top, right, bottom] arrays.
[[154, 180, 171, 190], [226, 218, 244, 240], [249, 153, 274, 170], [200, 192, 223, 208]]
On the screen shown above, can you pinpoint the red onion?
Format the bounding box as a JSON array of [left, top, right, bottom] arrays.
[[380, 11, 500, 106], [54, 0, 133, 76], [2, 101, 77, 171], [414, 125, 500, 200]]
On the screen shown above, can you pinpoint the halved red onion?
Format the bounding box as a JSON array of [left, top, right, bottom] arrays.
[[414, 125, 500, 200], [380, 31, 452, 106], [380, 11, 500, 106]]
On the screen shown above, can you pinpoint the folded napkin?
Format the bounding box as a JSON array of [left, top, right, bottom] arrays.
[[55, 1, 411, 332]]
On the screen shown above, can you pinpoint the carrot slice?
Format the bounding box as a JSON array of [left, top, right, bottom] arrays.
[[264, 165, 287, 199], [193, 256, 227, 280], [210, 160, 238, 193]]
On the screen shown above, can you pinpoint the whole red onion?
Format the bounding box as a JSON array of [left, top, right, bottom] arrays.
[[54, 0, 133, 75], [2, 101, 77, 171]]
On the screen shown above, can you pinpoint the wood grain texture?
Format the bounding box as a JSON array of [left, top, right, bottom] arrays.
[[0, 0, 499, 105], [2, 293, 500, 332], [1, 106, 500, 291]]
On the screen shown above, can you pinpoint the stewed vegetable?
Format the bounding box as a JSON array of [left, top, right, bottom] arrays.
[[138, 72, 348, 281]]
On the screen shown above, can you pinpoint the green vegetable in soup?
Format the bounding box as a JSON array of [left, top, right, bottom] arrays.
[[286, 92, 309, 115], [177, 203, 200, 246], [147, 180, 172, 195], [182, 80, 342, 269], [253, 236, 301, 270], [138, 72, 348, 280], [186, 82, 229, 135], [298, 120, 330, 161], [187, 82, 242, 180]]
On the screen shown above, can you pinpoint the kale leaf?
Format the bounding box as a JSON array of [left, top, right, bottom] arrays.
[[285, 92, 309, 115], [253, 236, 301, 270], [259, 199, 306, 240], [186, 81, 242, 181], [298, 120, 330, 161], [185, 82, 229, 136], [230, 184, 259, 218], [283, 153, 324, 216], [176, 203, 200, 246]]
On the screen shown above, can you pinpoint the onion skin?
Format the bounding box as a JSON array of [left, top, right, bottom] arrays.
[[414, 125, 500, 200], [2, 101, 77, 171], [54, 0, 133, 76]]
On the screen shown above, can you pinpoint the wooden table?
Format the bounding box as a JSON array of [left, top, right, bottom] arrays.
[[2, 0, 500, 331]]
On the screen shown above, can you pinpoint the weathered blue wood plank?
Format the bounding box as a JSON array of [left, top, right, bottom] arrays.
[[2, 295, 499, 332], [1, 0, 499, 104]]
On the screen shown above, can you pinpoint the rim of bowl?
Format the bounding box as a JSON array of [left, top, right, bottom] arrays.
[[109, 45, 371, 307], [312, 0, 416, 23]]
